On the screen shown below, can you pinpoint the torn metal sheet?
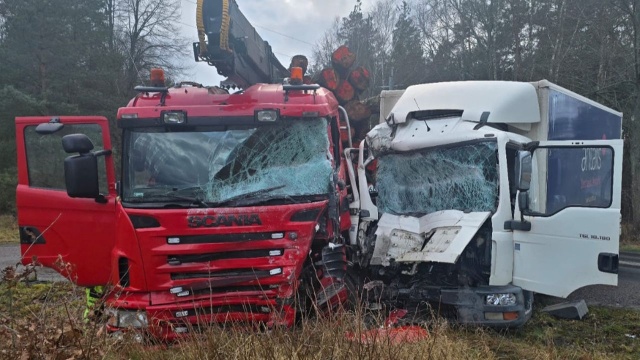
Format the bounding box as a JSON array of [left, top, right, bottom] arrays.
[[371, 210, 491, 265], [366, 123, 394, 155]]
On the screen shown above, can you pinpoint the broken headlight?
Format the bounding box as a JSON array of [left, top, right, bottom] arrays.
[[485, 293, 517, 306], [106, 307, 148, 328]]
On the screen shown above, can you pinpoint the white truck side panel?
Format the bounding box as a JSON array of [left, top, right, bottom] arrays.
[[512, 139, 623, 297]]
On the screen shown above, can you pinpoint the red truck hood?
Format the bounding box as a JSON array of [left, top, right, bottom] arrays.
[[124, 201, 328, 306]]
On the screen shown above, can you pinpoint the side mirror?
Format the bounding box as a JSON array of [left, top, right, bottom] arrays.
[[514, 150, 532, 191], [518, 191, 529, 213], [62, 134, 99, 199], [35, 117, 64, 134], [65, 154, 99, 198]]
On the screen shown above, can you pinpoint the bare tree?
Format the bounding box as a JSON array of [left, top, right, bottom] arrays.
[[116, 0, 188, 89], [311, 18, 340, 71]]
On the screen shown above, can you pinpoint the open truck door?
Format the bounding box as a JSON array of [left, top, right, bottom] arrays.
[[511, 139, 623, 298], [15, 116, 117, 286]]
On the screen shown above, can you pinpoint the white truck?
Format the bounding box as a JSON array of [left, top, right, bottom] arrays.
[[346, 80, 623, 326]]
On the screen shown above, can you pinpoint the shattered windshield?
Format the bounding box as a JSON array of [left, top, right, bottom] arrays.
[[122, 118, 333, 206], [377, 141, 499, 216]]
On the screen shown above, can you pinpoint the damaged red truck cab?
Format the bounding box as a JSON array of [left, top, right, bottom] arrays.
[[15, 82, 353, 339]]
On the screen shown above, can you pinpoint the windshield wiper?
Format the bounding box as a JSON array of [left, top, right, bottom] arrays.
[[225, 192, 330, 207], [160, 186, 208, 207], [208, 185, 286, 207]]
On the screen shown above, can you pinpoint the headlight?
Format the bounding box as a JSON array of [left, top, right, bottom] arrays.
[[255, 109, 278, 122], [106, 308, 148, 328], [485, 293, 517, 306], [162, 111, 186, 124]]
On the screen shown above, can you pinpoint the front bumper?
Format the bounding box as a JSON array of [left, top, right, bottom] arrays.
[[438, 285, 533, 327], [104, 292, 298, 341], [384, 284, 533, 328]]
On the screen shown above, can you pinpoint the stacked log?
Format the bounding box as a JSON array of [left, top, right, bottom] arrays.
[[344, 100, 371, 122], [348, 66, 370, 91], [319, 68, 339, 90], [331, 46, 356, 73], [314, 45, 374, 146]]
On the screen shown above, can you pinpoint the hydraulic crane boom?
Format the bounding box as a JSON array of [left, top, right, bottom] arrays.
[[193, 0, 288, 88]]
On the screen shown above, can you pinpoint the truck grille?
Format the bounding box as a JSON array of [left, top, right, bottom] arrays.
[[190, 284, 277, 297], [171, 268, 275, 280], [167, 248, 283, 265], [173, 304, 271, 318], [167, 232, 287, 245]]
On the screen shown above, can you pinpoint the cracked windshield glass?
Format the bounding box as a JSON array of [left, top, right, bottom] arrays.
[[376, 141, 499, 216], [123, 118, 333, 205]]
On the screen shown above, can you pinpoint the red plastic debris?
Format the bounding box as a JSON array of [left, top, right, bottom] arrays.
[[345, 325, 429, 345], [345, 309, 429, 345]]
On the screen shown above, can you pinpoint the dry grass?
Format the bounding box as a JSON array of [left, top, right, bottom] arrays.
[[0, 214, 18, 244], [2, 264, 640, 360], [0, 220, 639, 359]]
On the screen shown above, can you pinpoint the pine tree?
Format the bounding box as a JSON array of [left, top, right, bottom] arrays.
[[390, 2, 425, 89]]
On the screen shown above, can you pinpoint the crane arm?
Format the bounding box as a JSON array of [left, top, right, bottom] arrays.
[[194, 0, 288, 88]]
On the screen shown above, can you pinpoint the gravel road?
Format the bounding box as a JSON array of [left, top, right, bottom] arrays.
[[0, 243, 66, 282]]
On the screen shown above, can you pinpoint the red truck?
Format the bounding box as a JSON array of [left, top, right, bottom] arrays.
[[15, 74, 354, 340], [14, 0, 360, 340]]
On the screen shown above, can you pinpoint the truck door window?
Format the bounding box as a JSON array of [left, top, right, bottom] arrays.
[[24, 124, 107, 192], [531, 146, 613, 215]]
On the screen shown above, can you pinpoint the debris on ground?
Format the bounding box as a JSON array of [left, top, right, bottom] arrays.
[[542, 299, 589, 320]]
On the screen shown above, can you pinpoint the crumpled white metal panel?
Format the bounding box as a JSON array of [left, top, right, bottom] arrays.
[[371, 210, 491, 266]]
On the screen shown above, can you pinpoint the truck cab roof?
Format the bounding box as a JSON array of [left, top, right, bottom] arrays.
[[388, 81, 541, 131], [118, 83, 340, 121]]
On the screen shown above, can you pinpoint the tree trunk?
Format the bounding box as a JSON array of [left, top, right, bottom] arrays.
[[630, 91, 640, 231]]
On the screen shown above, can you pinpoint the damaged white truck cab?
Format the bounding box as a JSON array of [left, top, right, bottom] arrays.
[[346, 80, 623, 327]]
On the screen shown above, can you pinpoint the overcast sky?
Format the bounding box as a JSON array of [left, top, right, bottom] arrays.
[[178, 0, 370, 85]]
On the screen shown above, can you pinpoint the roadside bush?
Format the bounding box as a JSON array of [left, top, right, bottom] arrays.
[[0, 167, 17, 215]]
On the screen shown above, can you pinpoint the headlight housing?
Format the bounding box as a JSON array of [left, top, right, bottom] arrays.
[[106, 308, 148, 328], [255, 109, 279, 122], [485, 293, 517, 306], [162, 111, 186, 124]]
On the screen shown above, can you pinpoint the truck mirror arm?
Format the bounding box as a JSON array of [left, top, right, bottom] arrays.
[[504, 191, 532, 231], [93, 149, 112, 157], [524, 141, 539, 151]]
